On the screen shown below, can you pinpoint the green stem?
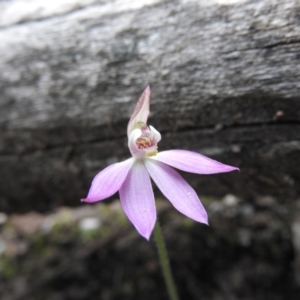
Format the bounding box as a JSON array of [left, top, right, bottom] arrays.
[[154, 221, 180, 300]]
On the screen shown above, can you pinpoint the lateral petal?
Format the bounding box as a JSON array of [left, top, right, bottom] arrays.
[[153, 150, 239, 174], [145, 159, 208, 224], [82, 158, 134, 203], [119, 160, 156, 240]]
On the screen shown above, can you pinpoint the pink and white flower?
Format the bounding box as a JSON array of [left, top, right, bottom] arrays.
[[82, 86, 239, 239]]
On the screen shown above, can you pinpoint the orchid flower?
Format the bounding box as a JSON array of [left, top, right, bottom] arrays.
[[82, 86, 239, 240]]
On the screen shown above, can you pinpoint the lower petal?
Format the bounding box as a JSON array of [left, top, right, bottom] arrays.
[[145, 159, 208, 225], [82, 158, 134, 202], [119, 160, 156, 240]]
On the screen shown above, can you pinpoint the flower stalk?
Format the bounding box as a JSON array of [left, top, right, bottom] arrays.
[[154, 221, 180, 300]]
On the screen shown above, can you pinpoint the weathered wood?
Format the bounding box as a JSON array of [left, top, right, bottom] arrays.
[[0, 0, 299, 213]]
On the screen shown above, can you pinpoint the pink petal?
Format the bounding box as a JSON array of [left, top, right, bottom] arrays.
[[144, 159, 208, 225], [153, 150, 239, 174], [82, 158, 134, 203], [127, 86, 150, 137], [119, 160, 156, 240]]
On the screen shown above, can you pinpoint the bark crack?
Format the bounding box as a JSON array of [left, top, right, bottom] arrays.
[[1, 121, 299, 157], [221, 39, 300, 55]]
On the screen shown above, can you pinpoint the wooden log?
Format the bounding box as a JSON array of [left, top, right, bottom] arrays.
[[0, 0, 299, 213]]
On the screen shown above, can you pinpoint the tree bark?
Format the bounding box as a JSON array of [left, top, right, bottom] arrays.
[[0, 0, 299, 213]]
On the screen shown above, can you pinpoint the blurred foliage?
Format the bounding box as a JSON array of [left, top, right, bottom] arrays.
[[0, 197, 299, 300]]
